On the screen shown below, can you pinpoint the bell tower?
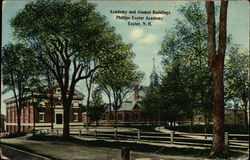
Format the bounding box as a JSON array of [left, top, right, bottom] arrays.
[[150, 58, 159, 86]]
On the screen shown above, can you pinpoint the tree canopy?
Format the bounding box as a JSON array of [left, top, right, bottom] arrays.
[[2, 43, 38, 132], [10, 0, 137, 137]]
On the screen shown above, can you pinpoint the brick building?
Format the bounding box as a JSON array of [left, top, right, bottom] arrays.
[[89, 59, 160, 126], [5, 86, 84, 134], [97, 85, 149, 125]]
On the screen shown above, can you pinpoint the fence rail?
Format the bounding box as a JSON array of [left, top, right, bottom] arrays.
[[36, 128, 249, 151]]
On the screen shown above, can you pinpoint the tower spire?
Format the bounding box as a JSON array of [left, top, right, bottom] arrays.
[[150, 58, 159, 86]]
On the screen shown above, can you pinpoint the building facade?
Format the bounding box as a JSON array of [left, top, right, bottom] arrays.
[[93, 59, 160, 125], [98, 85, 149, 125], [5, 86, 84, 134]]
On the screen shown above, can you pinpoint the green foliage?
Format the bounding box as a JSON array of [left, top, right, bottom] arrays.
[[2, 43, 40, 132], [225, 44, 249, 109], [160, 66, 189, 123], [95, 46, 143, 112], [88, 90, 105, 122], [2, 43, 38, 105], [159, 2, 212, 123], [10, 0, 138, 136], [141, 86, 162, 121]]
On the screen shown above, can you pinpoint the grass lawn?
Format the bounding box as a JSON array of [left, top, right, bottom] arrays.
[[1, 134, 247, 159]]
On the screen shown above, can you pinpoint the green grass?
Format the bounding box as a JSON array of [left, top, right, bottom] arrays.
[[1, 142, 59, 160], [26, 134, 244, 159]]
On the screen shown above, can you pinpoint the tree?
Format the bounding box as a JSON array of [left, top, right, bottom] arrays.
[[43, 69, 57, 130], [83, 59, 99, 129], [159, 2, 212, 131], [160, 63, 189, 128], [23, 79, 45, 135], [206, 0, 228, 154], [96, 47, 142, 128], [88, 88, 105, 126], [141, 84, 163, 127], [2, 43, 36, 133], [11, 0, 131, 138], [225, 45, 249, 127]]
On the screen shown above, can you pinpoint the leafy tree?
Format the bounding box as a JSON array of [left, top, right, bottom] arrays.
[[96, 47, 142, 128], [159, 2, 212, 131], [88, 89, 105, 125], [141, 85, 162, 127], [206, 0, 228, 154], [11, 0, 131, 138], [23, 80, 45, 134], [84, 59, 99, 129], [2, 43, 36, 133], [42, 69, 57, 130], [160, 64, 189, 128], [225, 45, 249, 127]]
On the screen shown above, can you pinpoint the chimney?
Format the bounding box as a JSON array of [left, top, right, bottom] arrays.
[[134, 85, 139, 101]]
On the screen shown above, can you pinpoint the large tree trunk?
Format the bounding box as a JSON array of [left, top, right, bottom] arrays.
[[49, 89, 54, 130], [212, 66, 225, 153], [206, 0, 228, 154], [63, 98, 71, 138], [50, 107, 54, 130], [17, 108, 21, 133], [85, 92, 90, 130]]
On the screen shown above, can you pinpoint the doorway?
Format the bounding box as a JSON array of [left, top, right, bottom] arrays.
[[56, 114, 63, 124]]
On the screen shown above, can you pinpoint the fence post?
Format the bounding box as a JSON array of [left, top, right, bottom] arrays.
[[137, 129, 141, 141], [94, 130, 97, 138], [225, 132, 229, 148], [56, 129, 59, 135], [204, 127, 207, 139], [79, 129, 82, 136], [47, 129, 49, 134], [170, 131, 174, 144], [114, 129, 117, 139], [121, 147, 130, 160], [205, 134, 207, 139], [40, 129, 42, 135]]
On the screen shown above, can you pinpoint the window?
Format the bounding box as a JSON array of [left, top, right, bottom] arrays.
[[73, 103, 78, 107], [73, 113, 78, 122], [39, 112, 45, 122]]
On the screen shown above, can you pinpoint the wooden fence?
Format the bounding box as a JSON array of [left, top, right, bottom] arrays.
[[37, 128, 249, 152]]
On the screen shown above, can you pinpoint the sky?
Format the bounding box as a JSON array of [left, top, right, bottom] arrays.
[[1, 0, 249, 115]]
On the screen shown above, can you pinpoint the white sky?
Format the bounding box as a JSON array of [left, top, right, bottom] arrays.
[[1, 0, 249, 115]]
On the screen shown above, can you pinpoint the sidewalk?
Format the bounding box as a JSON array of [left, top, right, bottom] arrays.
[[155, 126, 213, 140]]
